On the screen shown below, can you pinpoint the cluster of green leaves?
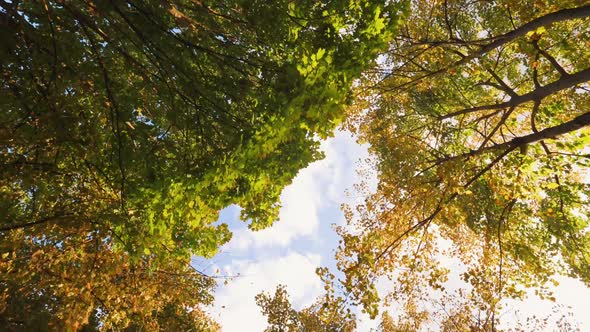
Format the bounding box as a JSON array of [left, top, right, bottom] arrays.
[[0, 0, 406, 329], [336, 0, 590, 328]]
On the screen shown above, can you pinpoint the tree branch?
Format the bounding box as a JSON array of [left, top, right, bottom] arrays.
[[0, 214, 75, 232], [440, 67, 590, 119], [436, 110, 590, 163], [386, 5, 590, 91]]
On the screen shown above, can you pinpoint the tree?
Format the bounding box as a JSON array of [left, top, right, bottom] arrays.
[[256, 282, 356, 332], [256, 285, 301, 332], [371, 304, 580, 332], [338, 0, 590, 327], [0, 0, 407, 328]]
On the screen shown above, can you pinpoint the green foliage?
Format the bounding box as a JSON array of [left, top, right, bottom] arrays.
[[0, 0, 405, 329]]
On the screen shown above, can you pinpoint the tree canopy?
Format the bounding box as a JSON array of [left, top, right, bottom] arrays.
[[256, 280, 356, 332], [337, 0, 590, 329], [3, 0, 590, 330], [0, 0, 406, 329]]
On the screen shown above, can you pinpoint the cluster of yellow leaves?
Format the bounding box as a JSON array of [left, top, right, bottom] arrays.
[[337, 0, 590, 327]]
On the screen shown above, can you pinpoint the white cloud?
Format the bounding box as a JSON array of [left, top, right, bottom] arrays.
[[228, 166, 322, 250], [355, 309, 381, 331], [211, 251, 323, 332], [225, 130, 371, 251], [206, 130, 590, 331], [498, 276, 590, 330], [207, 131, 374, 331]]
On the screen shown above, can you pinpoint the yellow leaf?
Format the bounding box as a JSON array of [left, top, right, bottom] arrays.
[[546, 182, 559, 189]]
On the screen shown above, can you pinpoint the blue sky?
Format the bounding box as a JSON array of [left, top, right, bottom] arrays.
[[194, 130, 590, 331]]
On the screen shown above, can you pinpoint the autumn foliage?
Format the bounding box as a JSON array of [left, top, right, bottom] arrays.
[[2, 0, 590, 331]]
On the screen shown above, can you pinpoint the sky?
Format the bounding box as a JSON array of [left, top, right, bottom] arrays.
[[194, 130, 590, 332]]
